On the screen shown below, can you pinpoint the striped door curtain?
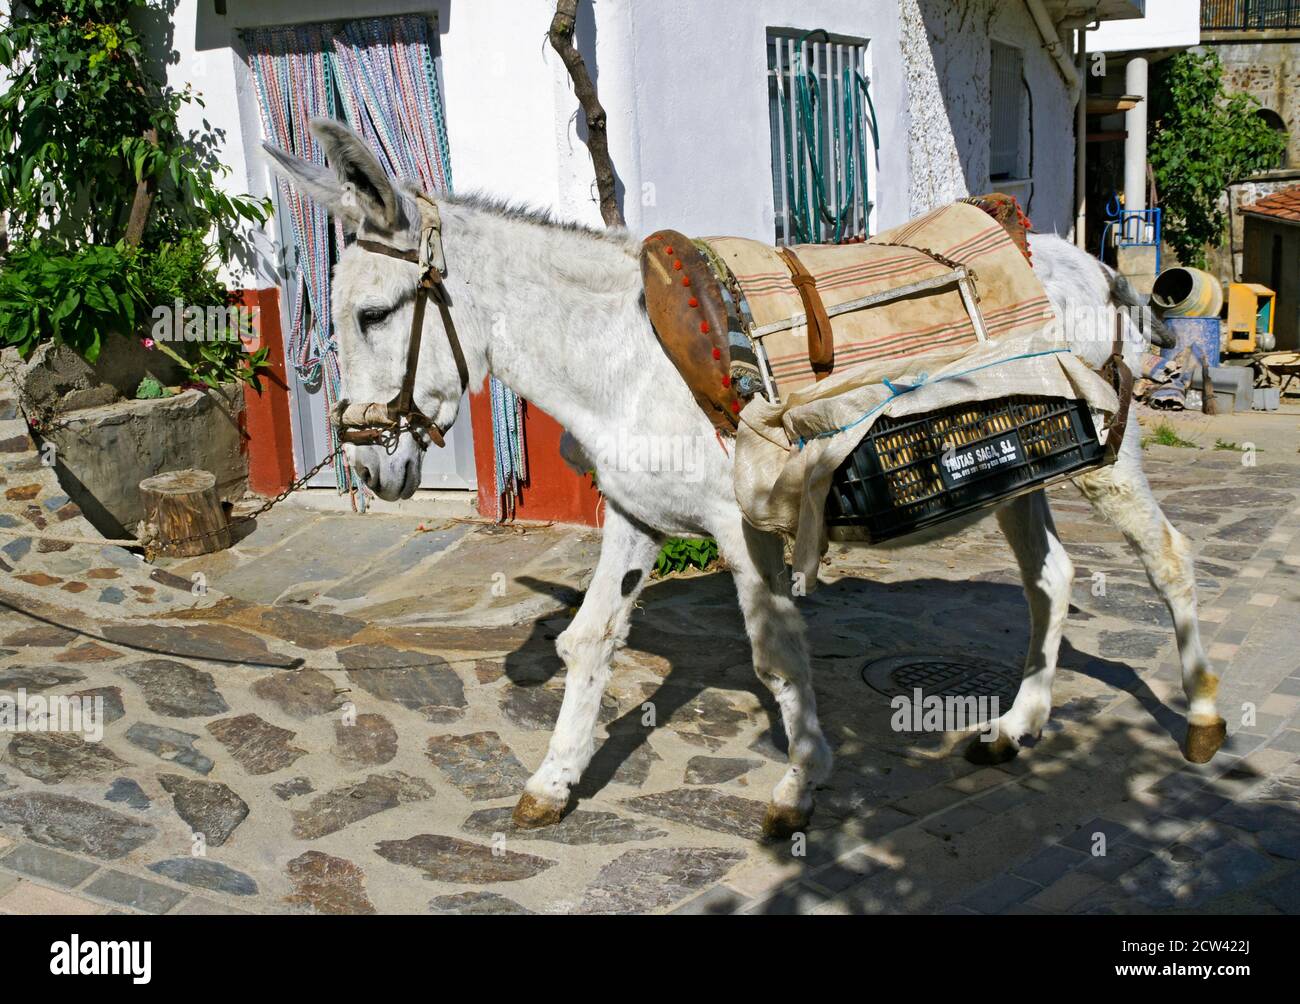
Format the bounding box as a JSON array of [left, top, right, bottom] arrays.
[[247, 24, 351, 498], [248, 16, 527, 518]]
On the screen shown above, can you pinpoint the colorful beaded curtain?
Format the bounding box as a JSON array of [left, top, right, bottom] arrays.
[[248, 15, 527, 517], [247, 24, 350, 497], [330, 16, 527, 519]]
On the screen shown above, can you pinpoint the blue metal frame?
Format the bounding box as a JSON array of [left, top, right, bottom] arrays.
[[1100, 195, 1162, 274]]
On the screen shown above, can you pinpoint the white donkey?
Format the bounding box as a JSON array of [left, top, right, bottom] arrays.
[[267, 120, 1226, 839]]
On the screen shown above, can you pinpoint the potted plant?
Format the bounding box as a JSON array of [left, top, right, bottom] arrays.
[[0, 0, 273, 533]]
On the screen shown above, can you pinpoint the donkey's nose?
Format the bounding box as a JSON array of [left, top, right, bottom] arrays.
[[352, 455, 380, 493]]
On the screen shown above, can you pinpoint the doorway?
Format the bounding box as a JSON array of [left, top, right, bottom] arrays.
[[246, 14, 476, 494]]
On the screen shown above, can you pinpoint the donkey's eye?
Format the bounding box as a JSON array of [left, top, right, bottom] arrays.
[[357, 304, 394, 329]]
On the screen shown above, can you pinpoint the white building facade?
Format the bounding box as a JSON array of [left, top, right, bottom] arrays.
[[174, 1, 1161, 262], [158, 0, 1151, 501]]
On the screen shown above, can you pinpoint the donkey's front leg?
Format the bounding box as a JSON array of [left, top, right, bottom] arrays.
[[513, 505, 661, 828], [968, 490, 1073, 764], [716, 517, 833, 839]]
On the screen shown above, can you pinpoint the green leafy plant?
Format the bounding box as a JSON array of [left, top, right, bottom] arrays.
[[0, 1, 269, 253], [134, 374, 170, 399], [187, 338, 271, 392], [0, 0, 272, 389], [654, 537, 720, 576], [0, 239, 140, 361], [1141, 420, 1198, 450], [136, 233, 227, 309], [1150, 51, 1287, 269], [1214, 438, 1261, 453]]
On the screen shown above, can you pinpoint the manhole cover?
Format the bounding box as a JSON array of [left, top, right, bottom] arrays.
[[861, 654, 1022, 725]]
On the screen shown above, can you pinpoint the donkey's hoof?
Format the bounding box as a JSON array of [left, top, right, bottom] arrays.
[[512, 792, 566, 829], [964, 732, 1019, 765], [1184, 716, 1227, 764], [762, 803, 811, 841]]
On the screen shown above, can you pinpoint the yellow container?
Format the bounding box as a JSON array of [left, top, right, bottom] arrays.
[[1226, 282, 1276, 353]]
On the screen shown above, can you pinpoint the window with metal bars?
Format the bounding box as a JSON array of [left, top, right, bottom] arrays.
[[767, 28, 878, 246], [989, 41, 1026, 182], [1203, 0, 1300, 30]]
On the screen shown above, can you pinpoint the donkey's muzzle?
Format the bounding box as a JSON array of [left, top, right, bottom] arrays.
[[334, 400, 445, 449]]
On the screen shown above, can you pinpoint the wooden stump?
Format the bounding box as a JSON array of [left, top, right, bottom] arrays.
[[139, 469, 231, 558]]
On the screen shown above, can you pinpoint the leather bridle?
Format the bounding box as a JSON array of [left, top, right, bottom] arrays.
[[333, 195, 469, 451]]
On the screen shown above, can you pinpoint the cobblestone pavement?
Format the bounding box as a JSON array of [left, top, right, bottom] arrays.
[[1, 379, 1298, 914]]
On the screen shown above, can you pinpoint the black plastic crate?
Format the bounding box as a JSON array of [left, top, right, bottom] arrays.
[[825, 395, 1111, 543]]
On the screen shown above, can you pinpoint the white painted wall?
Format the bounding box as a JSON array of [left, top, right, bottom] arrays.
[[154, 0, 1097, 269], [903, 0, 1078, 237], [1087, 0, 1200, 52], [613, 0, 907, 237]]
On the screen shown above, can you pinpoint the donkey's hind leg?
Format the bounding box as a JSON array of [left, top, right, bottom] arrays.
[[714, 517, 832, 839], [513, 504, 661, 827], [968, 490, 1074, 764], [1074, 418, 1225, 762]]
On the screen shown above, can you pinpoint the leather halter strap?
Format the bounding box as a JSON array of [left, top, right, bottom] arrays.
[[336, 204, 469, 451], [1098, 310, 1134, 456]]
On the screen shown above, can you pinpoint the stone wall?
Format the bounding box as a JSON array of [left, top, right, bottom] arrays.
[[15, 336, 187, 414], [901, 0, 1076, 234], [3, 345, 248, 539], [43, 387, 247, 539], [1210, 40, 1300, 169]]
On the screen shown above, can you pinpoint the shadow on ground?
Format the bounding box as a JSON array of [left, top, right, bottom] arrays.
[[503, 569, 1300, 914]]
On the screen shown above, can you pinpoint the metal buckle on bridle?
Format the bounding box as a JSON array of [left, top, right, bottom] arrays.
[[334, 195, 466, 452]]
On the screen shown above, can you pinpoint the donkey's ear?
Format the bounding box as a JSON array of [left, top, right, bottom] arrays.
[[261, 142, 364, 230], [308, 118, 404, 232]]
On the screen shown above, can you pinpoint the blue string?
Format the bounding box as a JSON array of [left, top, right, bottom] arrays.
[[794, 348, 1072, 449]]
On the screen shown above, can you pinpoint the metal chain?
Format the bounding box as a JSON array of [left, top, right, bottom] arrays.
[[140, 444, 344, 558], [871, 240, 976, 280], [2, 356, 414, 557], [144, 417, 423, 556]]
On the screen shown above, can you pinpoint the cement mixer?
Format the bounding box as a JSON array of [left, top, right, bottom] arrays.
[[1151, 266, 1224, 318]]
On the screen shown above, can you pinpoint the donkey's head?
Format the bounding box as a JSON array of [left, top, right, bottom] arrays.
[[264, 119, 465, 500]]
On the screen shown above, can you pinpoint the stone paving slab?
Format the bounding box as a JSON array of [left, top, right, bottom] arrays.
[[0, 380, 1297, 912]]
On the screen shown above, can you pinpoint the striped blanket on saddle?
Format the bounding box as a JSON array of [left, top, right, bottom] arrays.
[[700, 200, 1055, 395]]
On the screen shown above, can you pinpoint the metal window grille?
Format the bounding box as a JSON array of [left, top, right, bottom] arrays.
[[1202, 0, 1300, 30], [989, 41, 1025, 181], [767, 29, 877, 245]]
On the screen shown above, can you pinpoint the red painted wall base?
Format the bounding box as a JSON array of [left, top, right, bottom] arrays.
[[468, 382, 602, 527], [237, 288, 296, 497]]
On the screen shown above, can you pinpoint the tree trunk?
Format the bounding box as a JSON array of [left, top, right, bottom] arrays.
[[549, 0, 624, 228], [139, 469, 231, 558], [124, 127, 159, 248]]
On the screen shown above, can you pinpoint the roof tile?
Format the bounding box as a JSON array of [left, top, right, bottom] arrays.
[[1241, 184, 1300, 223]]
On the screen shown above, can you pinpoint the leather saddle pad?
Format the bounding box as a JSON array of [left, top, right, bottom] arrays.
[[641, 230, 740, 432]]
